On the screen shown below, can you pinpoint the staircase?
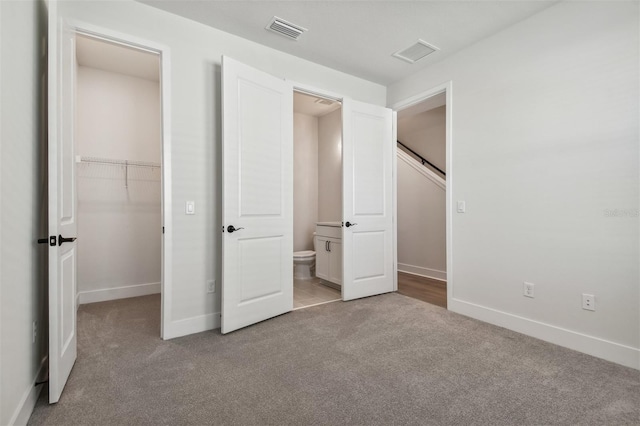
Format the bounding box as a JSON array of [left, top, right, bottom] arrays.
[[397, 140, 445, 178], [396, 140, 446, 281]]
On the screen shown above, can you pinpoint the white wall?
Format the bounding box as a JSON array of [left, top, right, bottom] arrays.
[[76, 67, 161, 161], [294, 113, 318, 252], [76, 66, 161, 302], [398, 105, 446, 173], [397, 154, 446, 280], [389, 1, 639, 369], [57, 0, 386, 337], [317, 109, 342, 222], [0, 0, 48, 423]]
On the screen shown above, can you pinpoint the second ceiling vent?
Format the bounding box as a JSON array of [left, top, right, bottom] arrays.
[[266, 16, 308, 41], [393, 39, 439, 64]]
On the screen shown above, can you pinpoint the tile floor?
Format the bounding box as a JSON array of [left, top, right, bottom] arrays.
[[293, 277, 341, 309]]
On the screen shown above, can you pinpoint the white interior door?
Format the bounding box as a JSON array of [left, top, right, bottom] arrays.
[[221, 56, 293, 334], [47, 10, 78, 403], [342, 98, 395, 301]]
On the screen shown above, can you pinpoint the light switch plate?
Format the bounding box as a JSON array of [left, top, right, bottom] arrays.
[[185, 201, 195, 215], [457, 201, 466, 213]]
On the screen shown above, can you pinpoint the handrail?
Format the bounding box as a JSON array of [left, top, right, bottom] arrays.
[[397, 140, 446, 177]]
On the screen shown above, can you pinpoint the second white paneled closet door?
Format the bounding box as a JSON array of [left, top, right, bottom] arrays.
[[221, 57, 395, 333]]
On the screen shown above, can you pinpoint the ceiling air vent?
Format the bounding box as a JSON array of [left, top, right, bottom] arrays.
[[315, 98, 334, 106], [393, 39, 439, 64], [266, 16, 308, 41]]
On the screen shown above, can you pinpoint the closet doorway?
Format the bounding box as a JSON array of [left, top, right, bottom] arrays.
[[46, 18, 171, 403], [74, 34, 163, 312]]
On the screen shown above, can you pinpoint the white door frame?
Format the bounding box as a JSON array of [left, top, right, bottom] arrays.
[[292, 83, 344, 104], [61, 19, 173, 338], [390, 82, 453, 307], [290, 81, 397, 301]]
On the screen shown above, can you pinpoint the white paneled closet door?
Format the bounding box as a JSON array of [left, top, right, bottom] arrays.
[[221, 56, 294, 334], [341, 98, 395, 301], [47, 8, 78, 403]]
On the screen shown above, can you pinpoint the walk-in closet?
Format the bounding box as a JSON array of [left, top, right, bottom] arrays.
[[75, 34, 162, 311]]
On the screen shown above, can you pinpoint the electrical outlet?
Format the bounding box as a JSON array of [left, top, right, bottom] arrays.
[[32, 321, 37, 343], [207, 279, 216, 294], [582, 294, 595, 311], [523, 282, 535, 298]]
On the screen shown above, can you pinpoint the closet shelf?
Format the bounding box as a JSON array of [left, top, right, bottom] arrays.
[[76, 156, 161, 189], [76, 156, 160, 169]]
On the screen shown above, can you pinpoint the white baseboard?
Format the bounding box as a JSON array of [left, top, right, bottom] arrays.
[[449, 297, 640, 370], [163, 312, 220, 340], [10, 355, 47, 426], [78, 282, 161, 305], [398, 263, 447, 281]]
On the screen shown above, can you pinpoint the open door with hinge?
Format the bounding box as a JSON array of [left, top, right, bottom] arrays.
[[221, 56, 294, 334], [47, 5, 78, 404], [341, 99, 395, 301]]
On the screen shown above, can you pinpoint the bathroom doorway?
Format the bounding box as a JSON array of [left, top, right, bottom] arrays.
[[221, 57, 395, 332], [292, 91, 343, 309]]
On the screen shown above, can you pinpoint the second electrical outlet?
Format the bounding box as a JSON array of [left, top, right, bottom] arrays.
[[524, 282, 535, 298]]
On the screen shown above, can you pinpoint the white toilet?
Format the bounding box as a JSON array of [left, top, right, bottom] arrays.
[[293, 233, 316, 280]]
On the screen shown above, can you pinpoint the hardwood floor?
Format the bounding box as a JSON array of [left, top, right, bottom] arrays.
[[397, 272, 447, 308]]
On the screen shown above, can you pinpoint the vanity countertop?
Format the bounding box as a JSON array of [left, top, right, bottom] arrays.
[[316, 221, 341, 227]]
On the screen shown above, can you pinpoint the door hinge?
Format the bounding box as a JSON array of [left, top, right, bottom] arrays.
[[162, 226, 165, 234]]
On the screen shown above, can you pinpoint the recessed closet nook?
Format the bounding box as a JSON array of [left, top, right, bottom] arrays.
[[292, 91, 343, 309], [74, 34, 162, 317]]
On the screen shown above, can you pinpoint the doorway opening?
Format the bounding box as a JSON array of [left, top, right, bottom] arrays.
[[74, 33, 164, 327], [220, 57, 395, 333], [395, 91, 448, 308], [292, 91, 343, 309]]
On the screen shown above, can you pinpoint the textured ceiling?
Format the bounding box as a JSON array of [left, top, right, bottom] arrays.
[[138, 0, 558, 85]]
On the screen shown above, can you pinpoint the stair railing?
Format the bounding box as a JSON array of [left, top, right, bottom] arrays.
[[397, 140, 446, 177]]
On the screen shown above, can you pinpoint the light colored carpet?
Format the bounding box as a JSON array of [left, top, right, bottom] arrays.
[[29, 293, 639, 425]]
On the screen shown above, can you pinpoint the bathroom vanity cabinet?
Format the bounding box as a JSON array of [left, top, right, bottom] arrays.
[[315, 223, 342, 287]]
